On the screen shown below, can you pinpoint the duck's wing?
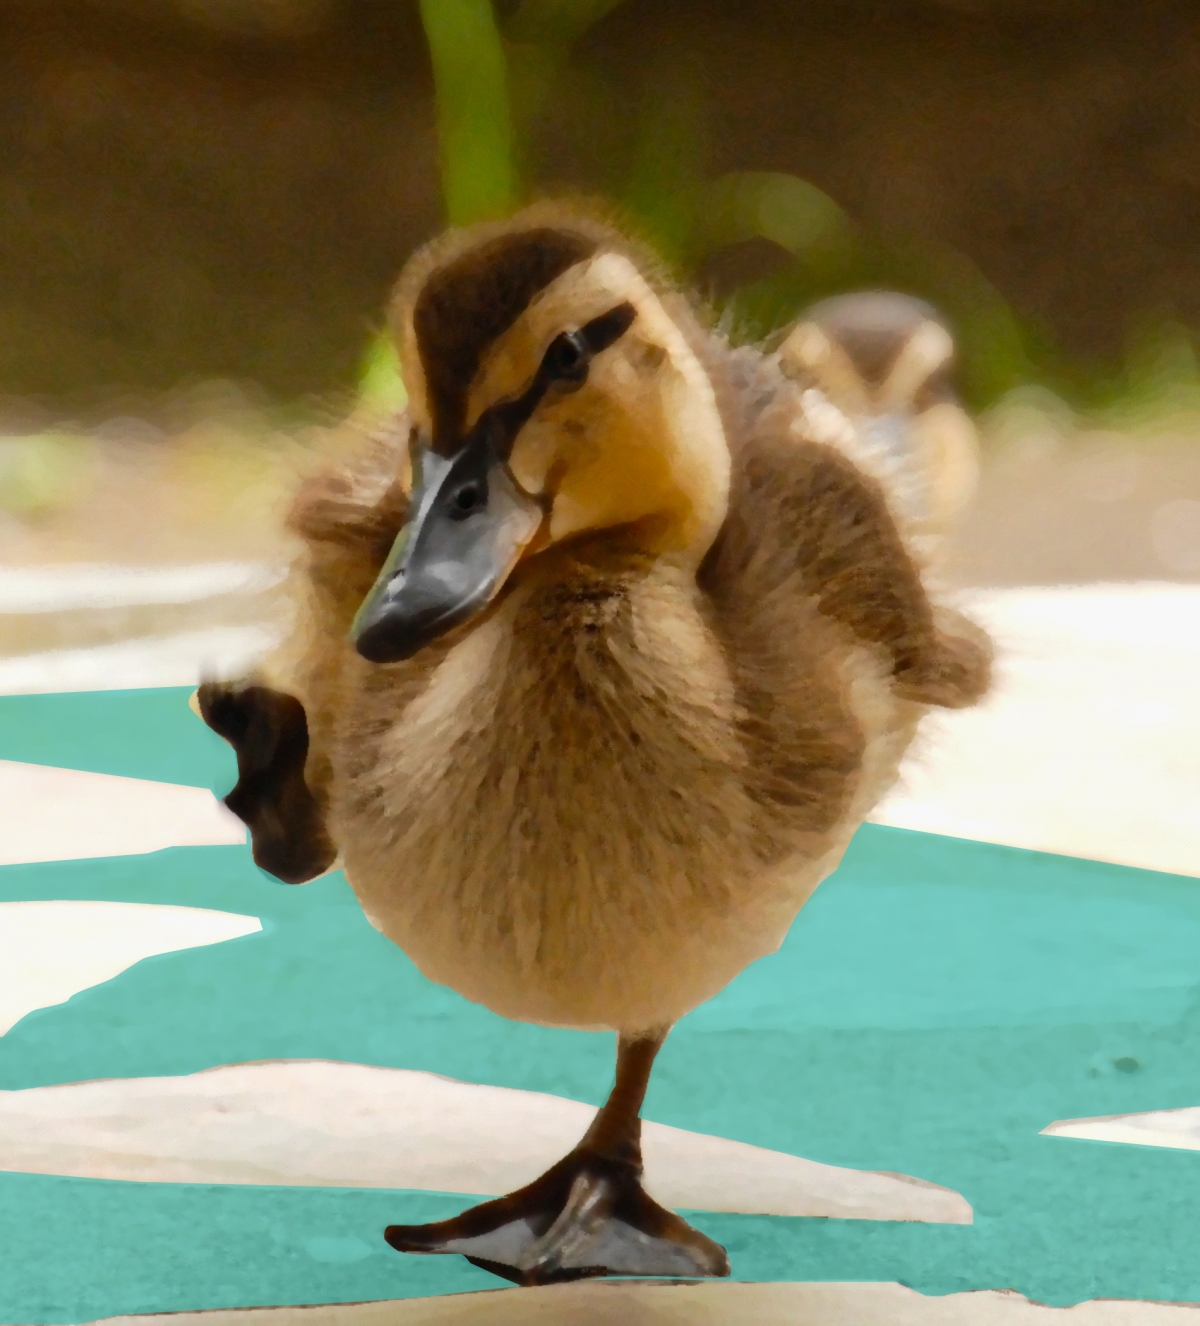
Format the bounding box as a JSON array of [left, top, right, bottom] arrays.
[[700, 354, 990, 712], [197, 412, 412, 884]]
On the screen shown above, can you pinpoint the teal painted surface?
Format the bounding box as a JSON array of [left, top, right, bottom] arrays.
[[0, 687, 235, 790], [0, 1174, 499, 1318], [4, 834, 1200, 1317], [2, 687, 1200, 1317]]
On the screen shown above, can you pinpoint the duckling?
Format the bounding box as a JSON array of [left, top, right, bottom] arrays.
[[197, 204, 991, 1286], [779, 292, 981, 544]]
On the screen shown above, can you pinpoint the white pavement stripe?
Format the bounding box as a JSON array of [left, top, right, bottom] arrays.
[[0, 624, 280, 694], [0, 761, 244, 865], [1044, 1106, 1200, 1154], [0, 901, 261, 1036], [0, 1058, 969, 1224], [0, 562, 285, 614], [872, 581, 1200, 877], [66, 1280, 1200, 1325]]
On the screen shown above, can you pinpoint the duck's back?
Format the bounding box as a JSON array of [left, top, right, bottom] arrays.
[[698, 342, 989, 868]]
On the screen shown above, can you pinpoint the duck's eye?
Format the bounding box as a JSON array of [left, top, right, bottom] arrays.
[[450, 481, 486, 517], [543, 330, 590, 385]]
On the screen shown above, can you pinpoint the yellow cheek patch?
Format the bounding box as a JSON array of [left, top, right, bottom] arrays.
[[544, 390, 691, 552], [507, 416, 565, 497], [503, 332, 730, 562]]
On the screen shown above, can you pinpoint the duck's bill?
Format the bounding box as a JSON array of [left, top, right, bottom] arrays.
[[351, 446, 543, 664]]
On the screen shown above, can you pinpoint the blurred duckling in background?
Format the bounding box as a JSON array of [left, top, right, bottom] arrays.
[[780, 292, 981, 548], [198, 205, 991, 1286]]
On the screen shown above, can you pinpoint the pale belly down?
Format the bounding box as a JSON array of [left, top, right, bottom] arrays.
[[340, 728, 914, 1034], [333, 606, 922, 1034], [344, 842, 844, 1034], [336, 704, 909, 1035]]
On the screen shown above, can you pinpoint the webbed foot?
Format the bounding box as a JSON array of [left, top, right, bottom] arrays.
[[384, 1029, 730, 1285], [385, 1145, 728, 1285]]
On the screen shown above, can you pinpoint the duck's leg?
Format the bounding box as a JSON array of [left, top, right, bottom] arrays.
[[384, 1030, 730, 1285]]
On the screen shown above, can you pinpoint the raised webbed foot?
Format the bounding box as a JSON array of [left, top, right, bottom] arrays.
[[384, 1143, 729, 1285]]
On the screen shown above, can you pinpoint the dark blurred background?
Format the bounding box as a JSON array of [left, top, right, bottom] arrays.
[[1, 0, 1199, 588], [1, 0, 1197, 862], [4, 0, 1200, 407]]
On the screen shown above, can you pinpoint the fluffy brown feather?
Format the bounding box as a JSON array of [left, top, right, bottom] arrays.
[[213, 208, 991, 1035]]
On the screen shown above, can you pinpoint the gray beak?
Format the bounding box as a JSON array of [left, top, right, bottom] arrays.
[[351, 442, 543, 664], [352, 300, 639, 665]]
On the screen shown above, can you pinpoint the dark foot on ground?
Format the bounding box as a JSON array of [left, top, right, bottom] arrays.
[[384, 1147, 730, 1286]]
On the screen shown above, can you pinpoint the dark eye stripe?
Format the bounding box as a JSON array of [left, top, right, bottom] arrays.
[[579, 302, 637, 356], [538, 301, 638, 387], [464, 301, 639, 463], [415, 228, 598, 454]]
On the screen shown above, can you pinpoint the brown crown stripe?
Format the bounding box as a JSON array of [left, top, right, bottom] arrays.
[[413, 227, 598, 454]]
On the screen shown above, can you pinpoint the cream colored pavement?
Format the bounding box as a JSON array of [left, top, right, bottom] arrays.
[[0, 900, 260, 1034], [0, 559, 283, 695], [873, 582, 1200, 877], [0, 759, 243, 866], [0, 561, 284, 615], [0, 623, 279, 695], [79, 1281, 1200, 1325], [0, 1058, 968, 1222]]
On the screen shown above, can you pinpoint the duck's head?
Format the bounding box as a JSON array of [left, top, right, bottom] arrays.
[[782, 292, 956, 418], [781, 292, 979, 526], [352, 207, 730, 664]]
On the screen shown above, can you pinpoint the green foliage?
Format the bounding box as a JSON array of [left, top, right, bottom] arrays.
[[398, 0, 1042, 412], [357, 332, 407, 413], [1090, 320, 1200, 433], [389, 0, 1191, 422], [420, 0, 516, 225], [505, 0, 628, 48], [699, 172, 854, 261], [620, 60, 709, 264], [0, 433, 93, 519]]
